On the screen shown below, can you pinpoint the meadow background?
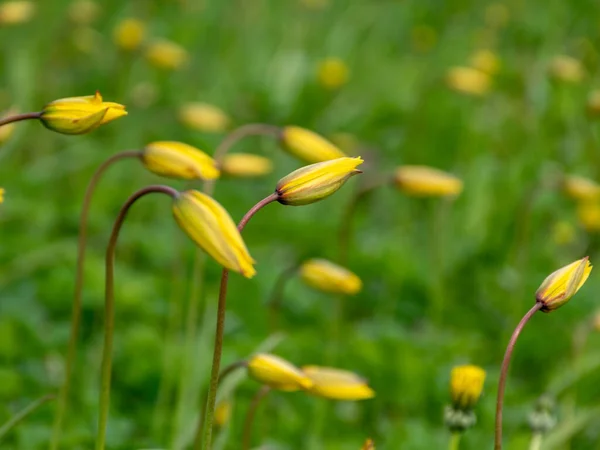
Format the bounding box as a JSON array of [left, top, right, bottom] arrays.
[[1, 0, 600, 448]]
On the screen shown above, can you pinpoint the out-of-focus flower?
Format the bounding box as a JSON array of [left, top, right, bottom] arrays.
[[411, 25, 437, 53], [113, 18, 145, 52], [485, 3, 509, 28], [0, 108, 18, 145], [587, 90, 600, 116], [247, 353, 313, 391], [276, 156, 363, 206], [446, 66, 491, 96], [214, 400, 232, 428], [549, 55, 584, 83], [220, 153, 273, 178], [302, 366, 375, 400], [393, 165, 463, 197], [300, 258, 362, 295], [450, 365, 486, 410], [470, 49, 501, 75], [141, 141, 220, 180], [361, 438, 375, 450], [552, 221, 576, 245], [280, 126, 346, 163], [563, 175, 600, 201], [178, 102, 230, 133], [0, 188, 4, 204], [145, 39, 188, 70], [577, 202, 600, 233], [317, 57, 350, 90], [68, 0, 100, 25], [0, 1, 35, 25], [536, 257, 592, 312], [40, 92, 127, 135], [172, 190, 256, 278]]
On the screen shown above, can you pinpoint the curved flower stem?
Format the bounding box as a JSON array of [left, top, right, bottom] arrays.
[[95, 185, 178, 450], [0, 111, 41, 128], [192, 360, 247, 449], [201, 192, 279, 450], [528, 432, 543, 450], [267, 264, 298, 332], [0, 394, 55, 442], [494, 302, 543, 450], [51, 150, 142, 450], [448, 432, 461, 450], [242, 385, 271, 450]]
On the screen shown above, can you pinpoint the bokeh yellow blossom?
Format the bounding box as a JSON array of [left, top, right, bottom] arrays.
[[563, 175, 600, 202], [172, 190, 256, 278], [68, 0, 100, 25], [220, 153, 273, 178], [549, 55, 584, 83], [0, 188, 4, 204], [450, 365, 485, 410], [394, 165, 463, 197], [280, 126, 346, 163], [361, 438, 375, 450], [0, 1, 35, 25], [470, 49, 501, 75], [146, 39, 188, 70], [276, 156, 363, 206], [552, 220, 576, 245], [247, 353, 313, 391], [214, 400, 232, 428], [178, 102, 230, 133], [317, 57, 350, 90], [141, 141, 220, 180], [587, 90, 600, 116], [300, 258, 362, 295], [0, 108, 18, 145], [113, 18, 145, 51], [446, 66, 490, 96], [536, 257, 592, 312], [302, 366, 375, 400], [577, 202, 600, 233]]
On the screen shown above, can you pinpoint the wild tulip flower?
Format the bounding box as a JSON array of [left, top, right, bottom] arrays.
[[394, 165, 463, 197], [577, 202, 600, 232], [301, 366, 375, 400], [276, 156, 363, 205], [300, 258, 362, 295], [141, 141, 220, 180], [172, 190, 256, 278], [535, 257, 592, 312], [178, 102, 230, 133], [247, 354, 313, 391], [446, 66, 490, 96], [280, 126, 347, 163], [450, 365, 486, 410], [113, 18, 145, 51], [220, 153, 273, 178]]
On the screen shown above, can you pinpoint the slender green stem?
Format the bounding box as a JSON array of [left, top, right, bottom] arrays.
[[494, 302, 543, 450], [448, 432, 461, 450], [201, 193, 279, 450], [528, 432, 543, 450], [51, 150, 142, 450], [242, 385, 271, 450], [267, 264, 298, 331], [0, 111, 41, 127], [95, 185, 178, 450], [0, 394, 55, 441]]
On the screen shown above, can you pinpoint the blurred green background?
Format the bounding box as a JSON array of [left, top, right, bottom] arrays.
[[2, 0, 600, 448]]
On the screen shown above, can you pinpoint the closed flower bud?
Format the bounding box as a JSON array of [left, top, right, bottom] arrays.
[[549, 55, 584, 83], [536, 257, 592, 312], [145, 39, 188, 70], [178, 102, 230, 133], [276, 157, 363, 206], [317, 57, 350, 90], [220, 153, 273, 178], [141, 141, 219, 180], [280, 126, 347, 163], [300, 258, 362, 295], [302, 366, 374, 400], [247, 353, 313, 391], [394, 165, 463, 197], [470, 49, 501, 75], [361, 439, 375, 450], [446, 66, 490, 96], [564, 175, 600, 201], [172, 190, 256, 278], [450, 365, 486, 410], [40, 91, 127, 134], [0, 1, 34, 25], [113, 18, 145, 51]]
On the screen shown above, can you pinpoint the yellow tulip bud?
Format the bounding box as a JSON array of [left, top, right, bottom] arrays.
[[246, 353, 313, 391], [276, 157, 363, 206], [0, 1, 34, 25], [145, 39, 188, 70], [470, 49, 501, 75], [564, 175, 600, 201], [172, 190, 256, 278], [0, 188, 4, 204], [0, 108, 18, 145], [141, 141, 220, 180], [280, 126, 347, 163], [220, 153, 273, 178], [302, 366, 375, 400], [536, 257, 592, 312], [549, 55, 584, 83], [299, 258, 362, 295], [450, 365, 486, 410], [113, 18, 145, 51], [317, 57, 350, 90], [214, 400, 232, 428], [446, 66, 491, 96], [178, 102, 230, 133], [393, 165, 463, 197], [68, 0, 101, 25], [40, 92, 127, 135], [577, 202, 600, 233], [361, 438, 375, 450]]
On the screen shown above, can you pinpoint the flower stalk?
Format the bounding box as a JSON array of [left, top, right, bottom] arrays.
[[0, 111, 42, 127], [242, 385, 271, 450], [0, 394, 55, 442], [448, 432, 461, 450]]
